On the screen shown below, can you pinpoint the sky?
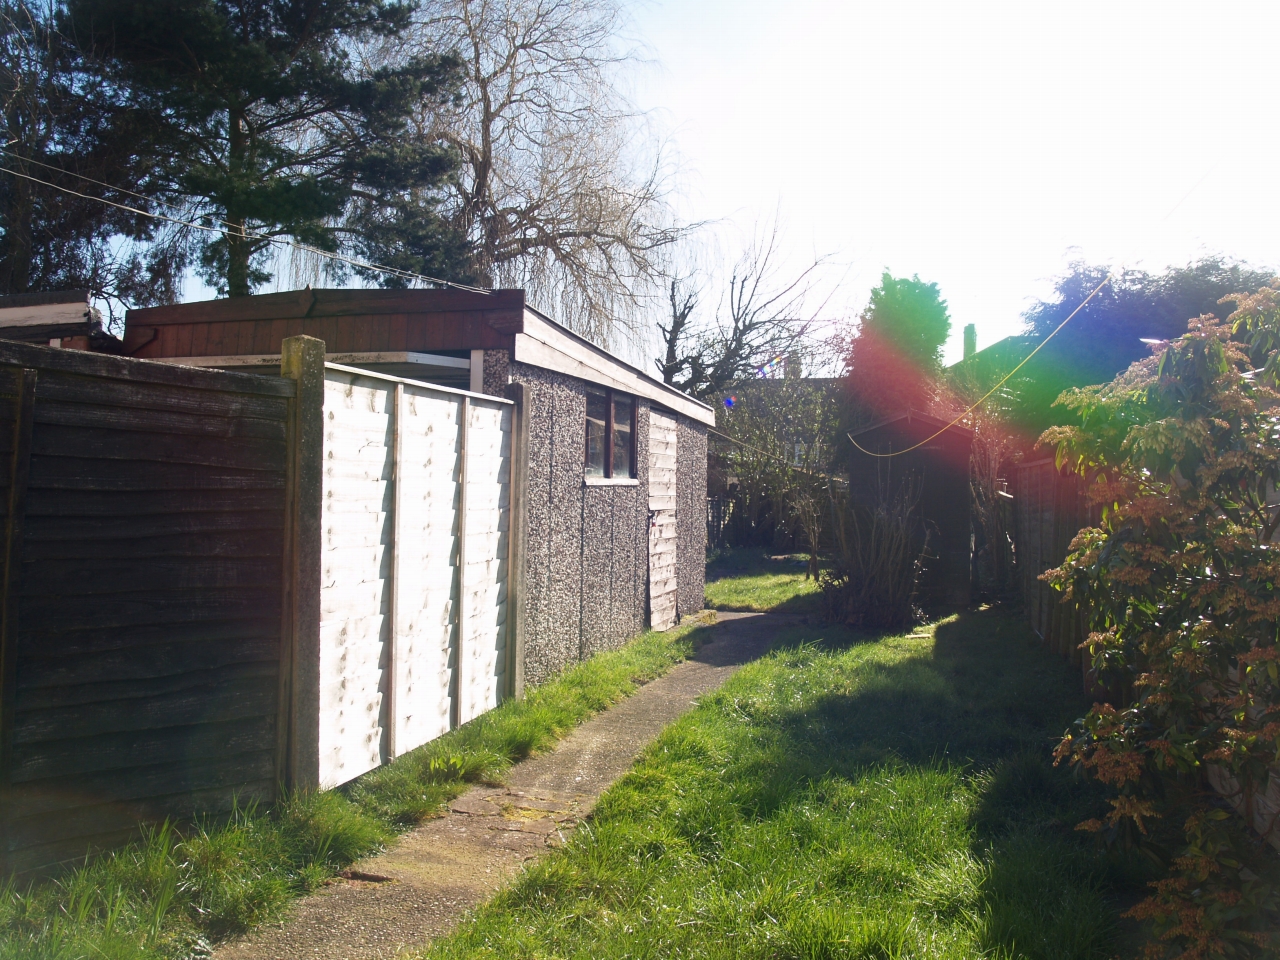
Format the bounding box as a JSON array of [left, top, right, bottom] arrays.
[[626, 0, 1280, 363]]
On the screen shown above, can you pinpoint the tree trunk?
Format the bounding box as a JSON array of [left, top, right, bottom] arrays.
[[225, 107, 251, 297], [226, 221, 251, 298], [0, 151, 34, 295]]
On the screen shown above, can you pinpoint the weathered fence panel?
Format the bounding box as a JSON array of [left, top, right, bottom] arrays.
[[313, 362, 513, 790], [0, 336, 522, 872], [0, 342, 293, 874]]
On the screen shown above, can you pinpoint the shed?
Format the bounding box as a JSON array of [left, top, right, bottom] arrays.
[[123, 288, 714, 686], [0, 290, 108, 347], [845, 410, 972, 608]]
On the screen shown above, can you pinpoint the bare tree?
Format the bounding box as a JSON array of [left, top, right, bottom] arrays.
[[658, 223, 837, 400], [406, 0, 685, 346]]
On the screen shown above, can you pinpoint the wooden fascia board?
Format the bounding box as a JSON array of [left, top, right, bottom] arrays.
[[128, 288, 318, 325], [513, 310, 714, 425], [0, 301, 93, 329]]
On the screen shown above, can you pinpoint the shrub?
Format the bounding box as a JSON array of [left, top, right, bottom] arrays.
[[1044, 297, 1280, 957], [820, 480, 926, 630]]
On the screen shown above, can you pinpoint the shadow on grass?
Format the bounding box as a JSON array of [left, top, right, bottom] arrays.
[[705, 548, 815, 583], [746, 609, 1150, 959]]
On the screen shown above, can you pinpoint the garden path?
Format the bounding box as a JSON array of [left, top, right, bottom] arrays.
[[214, 611, 783, 960]]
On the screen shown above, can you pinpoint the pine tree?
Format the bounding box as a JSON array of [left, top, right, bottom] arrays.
[[65, 0, 474, 296], [0, 1, 182, 314]]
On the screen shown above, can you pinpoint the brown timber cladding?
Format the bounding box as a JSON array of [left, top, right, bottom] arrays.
[[124, 288, 523, 359], [0, 340, 294, 874]]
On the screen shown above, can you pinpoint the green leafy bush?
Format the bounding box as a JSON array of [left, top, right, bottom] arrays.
[[1045, 292, 1280, 957]]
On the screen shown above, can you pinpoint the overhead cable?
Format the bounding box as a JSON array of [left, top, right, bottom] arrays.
[[0, 158, 491, 294]]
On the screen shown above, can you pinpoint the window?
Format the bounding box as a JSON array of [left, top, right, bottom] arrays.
[[585, 387, 635, 478]]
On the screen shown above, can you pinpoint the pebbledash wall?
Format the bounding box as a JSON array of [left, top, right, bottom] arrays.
[[675, 419, 708, 620], [488, 358, 705, 684]]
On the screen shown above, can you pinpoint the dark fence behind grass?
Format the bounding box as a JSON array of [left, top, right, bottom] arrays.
[[0, 341, 295, 874], [1012, 459, 1097, 679], [1013, 452, 1280, 854]]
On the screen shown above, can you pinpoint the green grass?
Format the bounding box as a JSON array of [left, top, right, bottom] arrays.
[[705, 549, 823, 613], [417, 610, 1150, 960], [0, 618, 712, 960]]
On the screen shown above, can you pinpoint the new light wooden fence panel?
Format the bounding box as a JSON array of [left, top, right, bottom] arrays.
[[317, 370, 394, 789], [0, 342, 292, 874], [648, 409, 679, 630], [315, 365, 511, 786], [458, 401, 511, 726], [393, 388, 462, 753]]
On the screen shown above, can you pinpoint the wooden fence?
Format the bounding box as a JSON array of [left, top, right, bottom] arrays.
[[0, 341, 293, 873], [0, 336, 524, 873], [1012, 457, 1280, 852], [302, 356, 516, 790], [1012, 458, 1094, 673]]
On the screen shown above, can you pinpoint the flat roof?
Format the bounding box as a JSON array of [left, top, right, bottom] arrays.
[[125, 288, 714, 425]]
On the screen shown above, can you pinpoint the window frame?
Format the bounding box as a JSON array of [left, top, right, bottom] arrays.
[[585, 386, 637, 479]]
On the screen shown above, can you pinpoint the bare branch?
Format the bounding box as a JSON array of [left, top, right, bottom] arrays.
[[657, 220, 842, 400], [403, 0, 691, 347]]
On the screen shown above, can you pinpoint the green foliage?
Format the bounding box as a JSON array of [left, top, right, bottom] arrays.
[[848, 271, 951, 418], [959, 258, 1277, 436], [713, 377, 842, 561], [416, 611, 1142, 960], [0, 620, 707, 958], [862, 271, 952, 374], [1045, 291, 1280, 956], [63, 0, 473, 295]]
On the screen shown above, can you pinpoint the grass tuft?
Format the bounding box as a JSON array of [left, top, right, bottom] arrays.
[[705, 549, 823, 613], [0, 618, 710, 959]]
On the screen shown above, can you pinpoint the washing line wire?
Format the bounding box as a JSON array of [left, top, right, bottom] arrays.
[[0, 147, 188, 218], [0, 160, 491, 294], [708, 426, 838, 481], [845, 272, 1115, 458]]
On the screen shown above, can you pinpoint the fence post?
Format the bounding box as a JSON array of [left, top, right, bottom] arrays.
[[386, 383, 404, 760], [452, 397, 469, 729], [279, 337, 325, 792], [504, 382, 529, 700]]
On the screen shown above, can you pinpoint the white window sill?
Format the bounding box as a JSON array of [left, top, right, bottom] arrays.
[[584, 476, 640, 487]]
